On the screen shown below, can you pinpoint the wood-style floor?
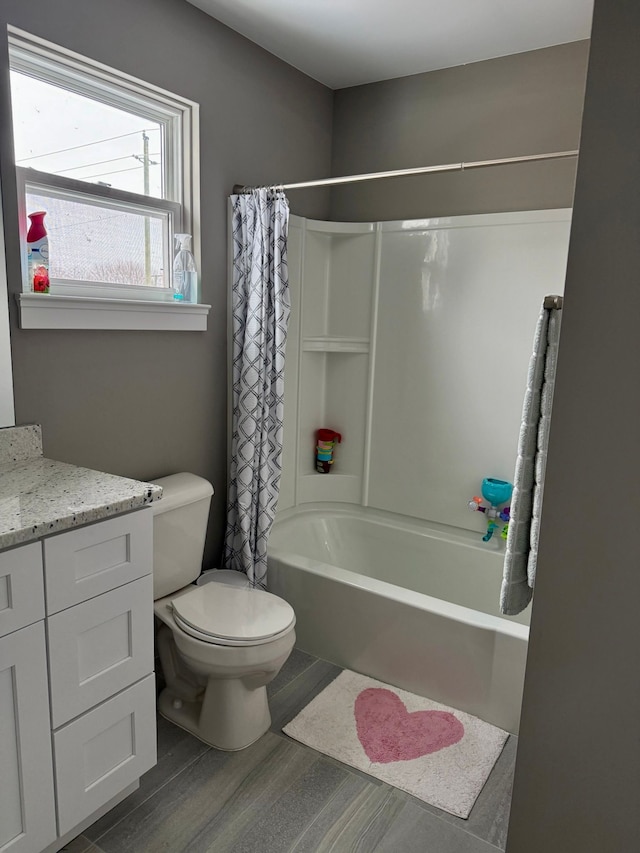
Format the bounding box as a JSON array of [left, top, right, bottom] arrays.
[[63, 650, 516, 853]]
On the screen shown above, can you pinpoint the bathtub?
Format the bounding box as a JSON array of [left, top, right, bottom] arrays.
[[267, 504, 529, 733]]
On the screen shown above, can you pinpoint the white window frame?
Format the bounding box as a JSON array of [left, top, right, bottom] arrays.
[[8, 26, 209, 331], [17, 166, 181, 300]]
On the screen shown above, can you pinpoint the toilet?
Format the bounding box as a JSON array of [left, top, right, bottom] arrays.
[[151, 473, 296, 751]]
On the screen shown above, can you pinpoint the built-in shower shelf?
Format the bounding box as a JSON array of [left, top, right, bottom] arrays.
[[297, 473, 362, 504], [303, 336, 369, 353]]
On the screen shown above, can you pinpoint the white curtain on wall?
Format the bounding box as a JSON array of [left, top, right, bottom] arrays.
[[224, 189, 290, 588]]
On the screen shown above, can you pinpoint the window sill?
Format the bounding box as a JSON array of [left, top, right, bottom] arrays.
[[17, 293, 210, 331]]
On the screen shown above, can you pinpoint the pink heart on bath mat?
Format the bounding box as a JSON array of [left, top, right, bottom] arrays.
[[354, 688, 464, 763]]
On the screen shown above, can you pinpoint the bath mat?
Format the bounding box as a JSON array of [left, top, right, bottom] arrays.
[[283, 670, 508, 818]]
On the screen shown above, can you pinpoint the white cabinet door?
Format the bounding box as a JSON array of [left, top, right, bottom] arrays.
[[0, 622, 56, 853], [47, 575, 154, 728]]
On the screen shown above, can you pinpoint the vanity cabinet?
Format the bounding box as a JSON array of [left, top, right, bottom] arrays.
[[0, 508, 156, 853]]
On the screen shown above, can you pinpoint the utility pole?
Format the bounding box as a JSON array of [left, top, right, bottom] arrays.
[[142, 132, 151, 286], [134, 134, 159, 286]]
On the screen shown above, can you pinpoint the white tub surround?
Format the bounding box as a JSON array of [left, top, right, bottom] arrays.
[[268, 505, 529, 733], [280, 210, 571, 532], [0, 453, 162, 549]]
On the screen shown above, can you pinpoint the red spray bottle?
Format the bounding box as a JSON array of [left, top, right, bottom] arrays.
[[27, 211, 50, 293]]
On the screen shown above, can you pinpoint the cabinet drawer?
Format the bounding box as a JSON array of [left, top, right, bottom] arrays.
[[53, 674, 157, 837], [0, 542, 45, 639], [44, 508, 152, 615], [48, 575, 154, 727]]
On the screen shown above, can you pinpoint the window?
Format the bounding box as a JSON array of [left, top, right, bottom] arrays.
[[8, 27, 207, 330]]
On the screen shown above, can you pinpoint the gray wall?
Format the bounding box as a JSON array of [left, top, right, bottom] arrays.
[[330, 42, 589, 222], [506, 1, 640, 850], [0, 0, 333, 565]]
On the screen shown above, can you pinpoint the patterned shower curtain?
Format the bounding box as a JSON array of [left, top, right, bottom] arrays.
[[224, 188, 290, 588]]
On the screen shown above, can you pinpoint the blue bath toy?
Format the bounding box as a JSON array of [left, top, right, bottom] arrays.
[[481, 478, 513, 507], [468, 478, 513, 543]]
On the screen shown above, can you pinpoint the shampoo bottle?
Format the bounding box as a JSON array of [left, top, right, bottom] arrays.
[[27, 211, 50, 293]]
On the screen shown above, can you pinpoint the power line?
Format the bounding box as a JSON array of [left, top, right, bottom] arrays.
[[54, 154, 136, 174], [80, 164, 144, 181], [53, 154, 161, 175], [47, 212, 127, 232], [16, 128, 161, 163], [36, 211, 162, 234]]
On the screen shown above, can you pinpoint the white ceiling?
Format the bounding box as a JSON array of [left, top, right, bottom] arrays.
[[186, 0, 594, 89]]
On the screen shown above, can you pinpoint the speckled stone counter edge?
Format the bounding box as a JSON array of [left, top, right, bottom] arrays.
[[0, 424, 43, 466], [0, 456, 163, 551]]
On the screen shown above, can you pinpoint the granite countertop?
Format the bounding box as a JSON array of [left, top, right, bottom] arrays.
[[0, 425, 163, 550]]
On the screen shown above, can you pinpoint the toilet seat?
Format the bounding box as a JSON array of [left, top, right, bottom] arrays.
[[171, 583, 296, 647]]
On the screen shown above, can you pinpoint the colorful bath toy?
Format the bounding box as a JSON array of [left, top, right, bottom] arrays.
[[468, 478, 513, 543], [316, 428, 342, 473]]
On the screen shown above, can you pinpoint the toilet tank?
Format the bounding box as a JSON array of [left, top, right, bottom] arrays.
[[151, 473, 214, 600]]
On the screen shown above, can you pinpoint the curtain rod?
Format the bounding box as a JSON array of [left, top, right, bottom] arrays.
[[233, 149, 578, 194]]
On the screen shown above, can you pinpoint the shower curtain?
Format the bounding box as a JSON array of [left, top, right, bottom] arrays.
[[224, 188, 290, 588], [500, 300, 562, 615]]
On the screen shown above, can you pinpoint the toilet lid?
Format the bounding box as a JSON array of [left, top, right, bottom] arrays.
[[171, 583, 295, 644]]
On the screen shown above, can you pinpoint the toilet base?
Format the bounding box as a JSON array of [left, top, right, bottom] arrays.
[[154, 606, 295, 751], [158, 678, 271, 751]]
